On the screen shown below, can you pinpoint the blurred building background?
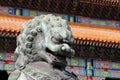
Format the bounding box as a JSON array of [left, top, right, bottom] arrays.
[[0, 0, 120, 80]]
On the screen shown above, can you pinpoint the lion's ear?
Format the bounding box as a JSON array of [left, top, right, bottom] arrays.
[[41, 22, 48, 34]]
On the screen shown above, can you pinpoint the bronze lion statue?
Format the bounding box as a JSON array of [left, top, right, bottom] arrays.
[[8, 14, 78, 80]]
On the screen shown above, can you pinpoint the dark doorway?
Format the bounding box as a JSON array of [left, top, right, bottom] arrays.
[[0, 70, 9, 80], [105, 77, 120, 80]]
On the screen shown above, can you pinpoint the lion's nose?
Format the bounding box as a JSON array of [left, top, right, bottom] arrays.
[[61, 46, 66, 51], [61, 44, 75, 56]]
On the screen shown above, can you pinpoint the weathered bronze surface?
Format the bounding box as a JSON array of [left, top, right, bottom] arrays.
[[8, 14, 78, 80]]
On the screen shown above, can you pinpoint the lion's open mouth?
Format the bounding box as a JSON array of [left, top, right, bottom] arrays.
[[45, 47, 67, 70], [45, 47, 55, 55]]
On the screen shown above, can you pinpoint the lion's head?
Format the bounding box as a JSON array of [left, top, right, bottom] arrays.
[[14, 14, 75, 70]]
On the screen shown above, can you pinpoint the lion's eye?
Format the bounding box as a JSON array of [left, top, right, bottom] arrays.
[[51, 37, 59, 44]]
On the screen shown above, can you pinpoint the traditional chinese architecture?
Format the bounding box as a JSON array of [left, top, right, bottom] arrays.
[[0, 0, 120, 79], [0, 0, 120, 20], [0, 14, 120, 62]]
